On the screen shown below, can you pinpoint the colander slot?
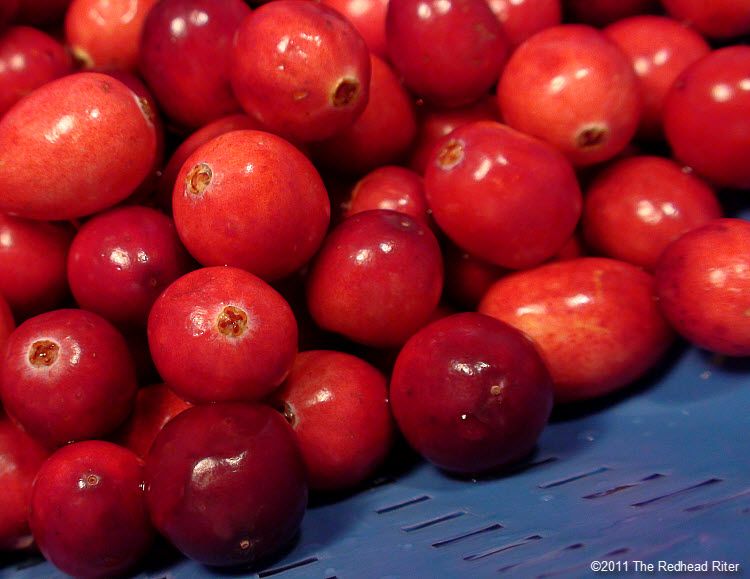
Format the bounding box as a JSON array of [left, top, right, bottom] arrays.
[[631, 478, 723, 507]]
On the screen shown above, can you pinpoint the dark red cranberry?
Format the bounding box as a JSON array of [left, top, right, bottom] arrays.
[[29, 441, 154, 578], [390, 312, 553, 474], [564, 0, 658, 26], [307, 210, 443, 348], [663, 46, 750, 190], [583, 156, 722, 271], [322, 0, 388, 57], [425, 121, 582, 269], [145, 403, 307, 567], [67, 206, 192, 329], [139, 0, 249, 129], [498, 25, 641, 167], [0, 412, 48, 551], [0, 1, 19, 29], [443, 242, 506, 309], [479, 257, 674, 402], [270, 350, 392, 491], [0, 294, 13, 352], [387, 0, 509, 108], [661, 0, 750, 39], [15, 0, 72, 27], [0, 309, 137, 447], [148, 266, 298, 403], [172, 130, 329, 281], [487, 0, 561, 48], [344, 166, 429, 225], [552, 231, 586, 262], [231, 0, 370, 142]]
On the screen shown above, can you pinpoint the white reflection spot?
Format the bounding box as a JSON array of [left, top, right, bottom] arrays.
[[315, 388, 333, 403], [0, 231, 11, 248], [355, 248, 371, 263], [379, 242, 393, 253], [636, 200, 661, 224], [349, 0, 370, 16], [653, 48, 669, 67], [574, 68, 589, 80], [473, 158, 492, 181], [709, 268, 727, 287], [44, 114, 75, 143], [189, 307, 210, 336], [634, 56, 650, 76], [89, 108, 101, 120], [245, 163, 254, 173], [192, 452, 247, 489], [661, 202, 677, 217], [136, 250, 149, 263], [109, 247, 131, 269], [434, 0, 451, 14], [417, 2, 432, 19], [549, 75, 566, 93], [565, 293, 590, 307], [740, 78, 750, 91], [70, 343, 81, 366], [516, 304, 546, 316], [190, 10, 209, 26], [9, 54, 25, 71], [712, 83, 733, 102], [277, 36, 290, 54], [453, 362, 473, 376], [170, 17, 187, 37]]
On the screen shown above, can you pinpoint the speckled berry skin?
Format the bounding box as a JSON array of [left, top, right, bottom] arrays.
[[0, 72, 158, 221]]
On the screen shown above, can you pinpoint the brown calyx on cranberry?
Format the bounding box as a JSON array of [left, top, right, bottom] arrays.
[[85, 474, 101, 487], [216, 305, 248, 337], [274, 400, 297, 427], [28, 340, 60, 367], [137, 97, 154, 124], [186, 163, 212, 196], [332, 78, 360, 107], [437, 139, 465, 170], [575, 124, 609, 149], [71, 45, 94, 69]]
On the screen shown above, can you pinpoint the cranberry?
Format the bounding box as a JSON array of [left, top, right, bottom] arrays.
[[231, 0, 370, 143], [443, 242, 506, 309], [0, 1, 19, 29], [67, 206, 192, 329], [139, 0, 249, 129], [425, 121, 582, 269], [583, 156, 722, 271], [0, 412, 48, 551], [487, 0, 561, 48], [29, 441, 153, 578], [386, 0, 509, 108], [321, 0, 388, 57], [311, 54, 417, 175], [0, 294, 13, 350], [655, 218, 750, 356], [344, 166, 429, 225], [663, 46, 750, 190], [146, 403, 307, 567], [661, 0, 750, 39], [307, 210, 443, 348], [564, 0, 658, 26], [148, 266, 297, 403], [0, 26, 72, 118], [553, 231, 586, 262], [172, 130, 330, 281], [605, 15, 710, 140], [0, 309, 137, 447], [390, 312, 553, 474], [0, 214, 73, 320], [65, 0, 158, 71], [15, 0, 72, 27], [112, 383, 191, 458], [0, 72, 158, 220], [498, 25, 641, 167], [479, 257, 674, 402]]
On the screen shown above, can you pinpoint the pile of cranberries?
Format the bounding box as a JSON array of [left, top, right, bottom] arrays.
[[1, 0, 749, 575]]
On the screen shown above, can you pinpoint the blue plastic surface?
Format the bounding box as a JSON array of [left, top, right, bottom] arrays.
[[3, 344, 749, 578]]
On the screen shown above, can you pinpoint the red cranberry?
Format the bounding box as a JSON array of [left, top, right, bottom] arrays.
[[0, 309, 137, 447], [386, 0, 509, 108], [0, 1, 19, 28], [564, 0, 658, 25], [172, 130, 330, 281], [390, 312, 553, 474], [344, 166, 429, 225], [29, 441, 153, 578], [15, 0, 72, 27], [65, 0, 158, 71], [498, 25, 641, 167], [605, 15, 710, 140], [583, 156, 722, 271], [270, 350, 392, 491], [67, 206, 193, 329], [443, 242, 506, 309], [0, 214, 73, 320], [663, 46, 750, 190], [662, 0, 750, 39], [552, 231, 586, 262], [139, 0, 249, 129], [231, 0, 370, 143], [112, 383, 191, 458], [307, 210, 443, 348], [148, 266, 297, 403], [311, 54, 417, 175], [0, 294, 13, 350], [0, 412, 48, 551], [479, 257, 674, 402], [0, 72, 158, 220], [146, 403, 307, 567], [487, 0, 561, 48], [425, 121, 582, 269], [0, 26, 72, 117], [655, 218, 750, 356], [321, 0, 388, 57]]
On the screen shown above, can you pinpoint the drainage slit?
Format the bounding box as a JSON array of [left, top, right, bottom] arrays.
[[258, 557, 318, 577], [375, 495, 431, 514], [584, 473, 665, 499], [402, 511, 465, 532], [684, 487, 750, 512], [539, 466, 609, 489], [464, 534, 542, 561], [631, 478, 723, 508], [432, 523, 503, 548]]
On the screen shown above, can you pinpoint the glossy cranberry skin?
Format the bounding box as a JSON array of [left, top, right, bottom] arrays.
[[663, 46, 750, 190], [662, 0, 750, 39], [146, 403, 307, 567], [487, 0, 561, 48], [322, 0, 388, 57], [0, 413, 48, 551], [387, 0, 508, 108], [173, 130, 329, 281], [605, 15, 710, 140], [345, 166, 429, 225], [391, 313, 553, 474], [139, 0, 249, 129], [0, 26, 72, 118], [443, 242, 506, 309], [564, 0, 657, 25], [479, 257, 674, 402], [148, 267, 297, 403], [655, 219, 750, 356], [425, 121, 582, 269], [583, 156, 722, 271], [0, 309, 137, 447], [65, 0, 158, 71], [0, 214, 73, 320], [67, 206, 192, 329], [498, 25, 641, 167], [231, 0, 370, 143], [270, 350, 392, 491], [0, 72, 157, 220], [311, 54, 417, 175], [307, 210, 443, 348], [29, 441, 153, 578], [15, 0, 72, 27]]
